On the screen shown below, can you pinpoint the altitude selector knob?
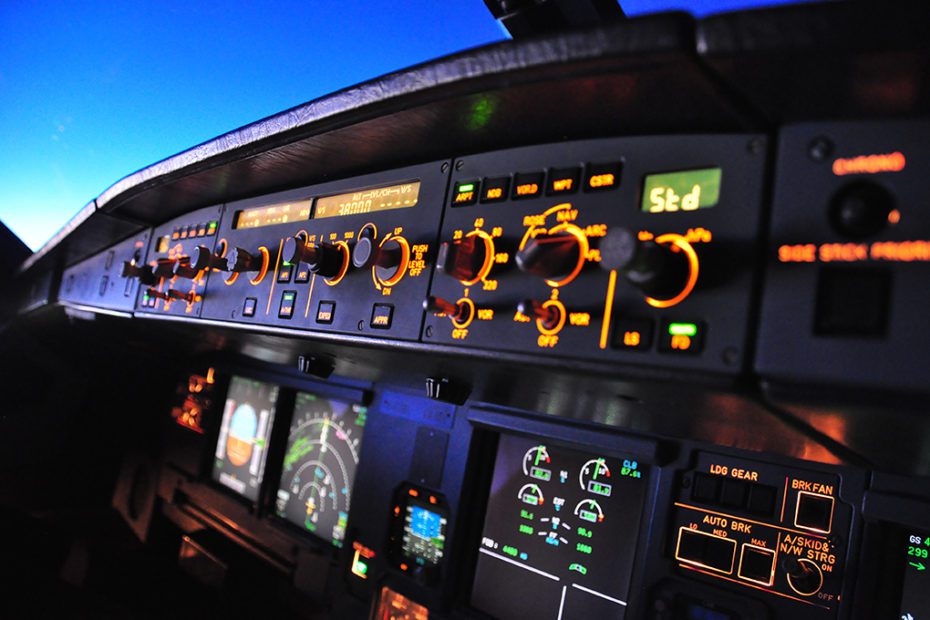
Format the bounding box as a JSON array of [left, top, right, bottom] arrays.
[[599, 228, 692, 299], [515, 229, 584, 283]]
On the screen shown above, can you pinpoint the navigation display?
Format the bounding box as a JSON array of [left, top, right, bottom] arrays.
[[472, 433, 648, 619], [212, 377, 278, 502], [313, 181, 420, 219], [275, 391, 367, 547], [900, 530, 930, 619]]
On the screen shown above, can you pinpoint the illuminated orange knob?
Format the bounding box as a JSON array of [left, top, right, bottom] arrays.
[[599, 228, 692, 300], [515, 230, 583, 283], [192, 245, 226, 271], [438, 232, 493, 285]]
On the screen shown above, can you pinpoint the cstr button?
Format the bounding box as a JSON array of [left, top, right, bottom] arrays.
[[371, 304, 394, 329], [584, 162, 622, 192]]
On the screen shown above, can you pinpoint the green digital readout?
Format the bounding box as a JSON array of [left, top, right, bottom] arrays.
[[642, 167, 722, 213]]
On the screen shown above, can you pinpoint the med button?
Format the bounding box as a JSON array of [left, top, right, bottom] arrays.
[[371, 303, 394, 329]]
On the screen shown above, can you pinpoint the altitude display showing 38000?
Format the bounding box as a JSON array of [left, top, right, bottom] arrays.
[[275, 392, 367, 547], [472, 433, 648, 619]]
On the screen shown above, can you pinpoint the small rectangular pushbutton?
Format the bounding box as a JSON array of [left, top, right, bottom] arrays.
[[738, 544, 776, 586], [691, 473, 721, 503], [720, 479, 748, 509], [481, 177, 510, 203], [675, 527, 736, 574], [512, 172, 544, 199], [452, 180, 479, 207], [277, 263, 293, 283], [612, 318, 654, 351], [243, 297, 257, 317], [546, 167, 580, 195], [294, 266, 311, 283], [278, 291, 297, 319], [747, 483, 777, 516], [584, 162, 622, 191], [371, 303, 393, 329], [659, 320, 705, 354], [794, 491, 835, 533], [316, 301, 335, 324]]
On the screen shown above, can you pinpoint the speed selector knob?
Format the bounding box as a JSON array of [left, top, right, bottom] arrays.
[[191, 245, 227, 271], [227, 247, 263, 273], [599, 228, 695, 303], [515, 228, 586, 285], [438, 232, 493, 285]]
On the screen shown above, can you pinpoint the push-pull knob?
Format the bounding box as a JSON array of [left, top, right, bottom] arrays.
[[227, 247, 263, 273], [192, 245, 227, 271], [282, 236, 345, 279], [599, 228, 694, 300]]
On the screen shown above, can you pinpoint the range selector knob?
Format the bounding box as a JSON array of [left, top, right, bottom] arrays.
[[599, 228, 696, 303], [227, 247, 264, 273], [437, 231, 494, 285], [515, 227, 586, 285], [282, 235, 346, 279], [122, 261, 156, 285], [192, 245, 227, 271]]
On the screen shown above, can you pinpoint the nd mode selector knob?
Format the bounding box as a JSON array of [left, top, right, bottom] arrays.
[[515, 226, 587, 286], [438, 231, 494, 285], [599, 228, 698, 307]]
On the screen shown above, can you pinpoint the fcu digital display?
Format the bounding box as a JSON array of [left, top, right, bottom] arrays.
[[313, 181, 420, 219], [233, 199, 313, 229], [642, 167, 722, 213], [212, 377, 278, 501], [472, 433, 647, 619], [900, 530, 930, 619], [275, 391, 367, 547]]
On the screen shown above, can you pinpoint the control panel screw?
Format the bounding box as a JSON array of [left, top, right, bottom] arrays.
[[808, 136, 834, 162], [829, 534, 843, 549], [357, 320, 364, 331], [425, 325, 434, 338], [747, 137, 764, 155], [722, 346, 740, 366], [441, 162, 450, 173], [681, 474, 692, 488], [455, 160, 465, 171]]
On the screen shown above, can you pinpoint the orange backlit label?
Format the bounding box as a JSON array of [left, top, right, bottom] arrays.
[[779, 240, 930, 263], [623, 331, 641, 346], [588, 173, 615, 188], [670, 335, 692, 351], [832, 151, 905, 176], [454, 191, 474, 203], [516, 183, 539, 196], [485, 187, 503, 200], [377, 587, 429, 620], [552, 178, 574, 191]]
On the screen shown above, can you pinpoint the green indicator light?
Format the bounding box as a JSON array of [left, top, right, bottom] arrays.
[[668, 322, 698, 337], [458, 183, 475, 193], [519, 524, 534, 535], [502, 546, 519, 557], [284, 292, 296, 302]]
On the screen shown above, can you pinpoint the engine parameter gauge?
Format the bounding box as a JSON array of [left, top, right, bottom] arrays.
[[580, 457, 612, 497], [522, 444, 552, 482], [275, 391, 367, 547]]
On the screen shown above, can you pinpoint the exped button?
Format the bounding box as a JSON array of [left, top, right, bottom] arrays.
[[316, 301, 336, 324], [371, 304, 393, 329], [278, 291, 297, 319]]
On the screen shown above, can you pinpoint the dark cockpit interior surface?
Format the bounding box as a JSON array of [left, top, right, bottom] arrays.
[[2, 2, 930, 618]]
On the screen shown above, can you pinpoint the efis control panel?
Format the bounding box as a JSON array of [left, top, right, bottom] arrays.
[[423, 135, 767, 373], [134, 204, 224, 317], [199, 162, 447, 340], [668, 453, 861, 618], [59, 231, 151, 313]]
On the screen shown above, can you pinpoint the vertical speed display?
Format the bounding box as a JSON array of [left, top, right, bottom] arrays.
[[275, 391, 367, 547]]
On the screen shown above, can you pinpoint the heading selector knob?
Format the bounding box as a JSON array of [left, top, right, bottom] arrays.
[[599, 228, 695, 302], [515, 227, 586, 285], [122, 261, 156, 285], [283, 236, 346, 279], [438, 232, 493, 285]]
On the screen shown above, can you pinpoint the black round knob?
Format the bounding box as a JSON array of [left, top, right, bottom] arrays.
[[829, 181, 894, 239], [438, 234, 492, 284], [352, 235, 376, 269], [374, 239, 404, 282], [121, 261, 156, 285], [227, 247, 262, 273], [282, 236, 313, 265], [283, 237, 344, 278], [192, 245, 225, 271], [149, 259, 177, 279], [599, 228, 691, 299], [515, 231, 582, 282], [517, 299, 561, 330]]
